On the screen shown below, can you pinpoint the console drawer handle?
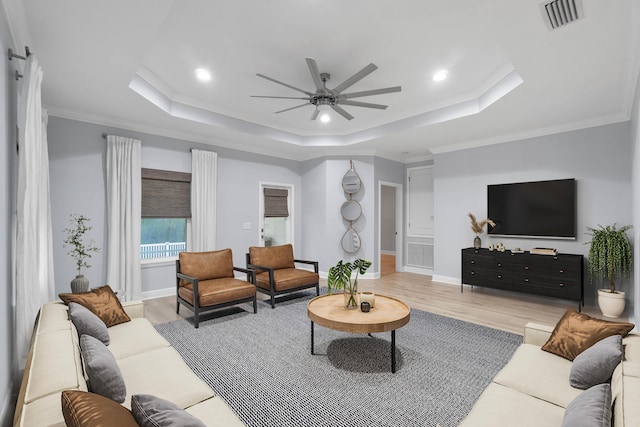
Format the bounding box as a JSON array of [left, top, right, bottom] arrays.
[[524, 266, 529, 270], [497, 275, 502, 279], [524, 278, 529, 283], [471, 271, 475, 275], [559, 269, 565, 273], [497, 263, 502, 267], [559, 283, 565, 287], [471, 260, 475, 264]]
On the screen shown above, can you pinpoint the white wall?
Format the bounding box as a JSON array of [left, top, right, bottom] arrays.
[[433, 122, 633, 308]]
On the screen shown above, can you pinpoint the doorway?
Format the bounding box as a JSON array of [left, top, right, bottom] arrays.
[[378, 182, 403, 275], [259, 182, 294, 247]]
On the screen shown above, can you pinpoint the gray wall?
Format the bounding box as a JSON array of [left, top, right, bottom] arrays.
[[48, 117, 306, 297], [1, 4, 18, 422], [380, 186, 396, 252], [433, 122, 633, 308]]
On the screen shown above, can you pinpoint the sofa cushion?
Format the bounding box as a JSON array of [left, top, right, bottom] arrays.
[[107, 317, 170, 360], [561, 383, 611, 427], [459, 382, 565, 427], [61, 390, 138, 427], [80, 334, 126, 403], [117, 346, 214, 410], [131, 394, 206, 427], [68, 302, 110, 345], [621, 333, 640, 378], [25, 328, 86, 404], [179, 249, 234, 284], [178, 277, 256, 307], [570, 335, 623, 389], [185, 396, 248, 427], [59, 285, 131, 327], [541, 309, 634, 361], [249, 244, 295, 270], [493, 343, 581, 408]]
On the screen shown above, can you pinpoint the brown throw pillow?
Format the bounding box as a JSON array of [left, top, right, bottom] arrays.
[[61, 390, 138, 427], [59, 285, 131, 327], [541, 309, 634, 360]]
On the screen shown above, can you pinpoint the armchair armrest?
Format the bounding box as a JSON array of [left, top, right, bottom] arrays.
[[234, 266, 257, 283], [177, 272, 198, 284], [122, 300, 145, 319], [246, 263, 273, 274], [294, 259, 319, 273]]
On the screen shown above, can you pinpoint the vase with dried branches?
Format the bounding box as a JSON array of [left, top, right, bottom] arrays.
[[468, 213, 495, 249]]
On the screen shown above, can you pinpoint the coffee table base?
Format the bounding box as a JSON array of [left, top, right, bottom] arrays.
[[310, 321, 399, 373]]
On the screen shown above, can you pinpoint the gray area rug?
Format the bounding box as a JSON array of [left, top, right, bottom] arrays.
[[155, 290, 522, 427]]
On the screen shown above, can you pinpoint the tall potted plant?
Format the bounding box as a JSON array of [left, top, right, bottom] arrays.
[[328, 259, 372, 309], [63, 214, 100, 293], [586, 224, 633, 318]]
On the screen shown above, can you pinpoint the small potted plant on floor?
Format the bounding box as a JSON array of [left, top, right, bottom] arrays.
[[328, 259, 372, 309], [63, 214, 100, 293], [586, 224, 633, 318]]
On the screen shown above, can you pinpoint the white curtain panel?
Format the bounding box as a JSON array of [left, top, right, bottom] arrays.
[[106, 136, 141, 301], [191, 149, 218, 251], [15, 56, 55, 366]]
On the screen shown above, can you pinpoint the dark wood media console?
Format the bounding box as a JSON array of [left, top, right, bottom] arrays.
[[461, 248, 584, 311]]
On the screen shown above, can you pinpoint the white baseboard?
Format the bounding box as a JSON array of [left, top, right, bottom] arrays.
[[140, 287, 175, 300], [431, 275, 460, 285], [404, 266, 433, 276], [380, 250, 396, 256]]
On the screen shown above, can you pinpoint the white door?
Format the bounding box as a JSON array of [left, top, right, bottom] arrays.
[[259, 182, 293, 247]]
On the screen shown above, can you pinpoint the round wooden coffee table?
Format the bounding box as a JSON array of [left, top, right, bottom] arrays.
[[307, 293, 410, 373]]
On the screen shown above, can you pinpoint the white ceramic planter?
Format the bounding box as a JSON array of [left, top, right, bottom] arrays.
[[597, 289, 626, 318]]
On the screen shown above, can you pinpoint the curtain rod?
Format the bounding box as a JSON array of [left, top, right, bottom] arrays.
[[8, 47, 31, 61]]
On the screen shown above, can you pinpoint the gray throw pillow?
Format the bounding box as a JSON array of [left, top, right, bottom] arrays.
[[69, 302, 110, 345], [561, 383, 611, 427], [570, 335, 623, 389], [131, 394, 206, 427], [80, 334, 126, 403]]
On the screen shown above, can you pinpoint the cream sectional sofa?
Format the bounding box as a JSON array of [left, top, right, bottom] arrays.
[[13, 300, 245, 426], [460, 322, 640, 426]]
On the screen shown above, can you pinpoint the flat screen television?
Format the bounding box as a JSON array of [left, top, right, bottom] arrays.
[[487, 178, 576, 239]]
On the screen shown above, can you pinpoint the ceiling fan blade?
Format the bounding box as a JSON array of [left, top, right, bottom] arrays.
[[332, 63, 378, 93], [251, 95, 310, 100], [310, 109, 319, 121], [305, 58, 325, 92], [274, 103, 310, 114], [256, 73, 312, 96], [340, 100, 388, 110], [330, 104, 354, 121], [342, 86, 402, 99]]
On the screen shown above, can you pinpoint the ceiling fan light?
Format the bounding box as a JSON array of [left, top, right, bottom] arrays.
[[320, 113, 331, 123]]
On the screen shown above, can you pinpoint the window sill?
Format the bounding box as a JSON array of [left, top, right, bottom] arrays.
[[141, 257, 177, 268]]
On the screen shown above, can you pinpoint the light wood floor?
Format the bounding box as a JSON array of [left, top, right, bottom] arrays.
[[144, 268, 621, 335]]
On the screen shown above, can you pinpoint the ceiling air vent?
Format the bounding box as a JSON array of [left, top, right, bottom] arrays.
[[540, 0, 584, 30]]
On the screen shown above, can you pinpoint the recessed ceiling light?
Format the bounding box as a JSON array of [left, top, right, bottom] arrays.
[[432, 70, 448, 82], [195, 68, 211, 82]]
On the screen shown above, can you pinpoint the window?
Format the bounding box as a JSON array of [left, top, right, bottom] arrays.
[[141, 168, 191, 260]]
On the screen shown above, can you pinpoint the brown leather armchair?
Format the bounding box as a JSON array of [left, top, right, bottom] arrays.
[[176, 248, 257, 328], [246, 244, 319, 308]]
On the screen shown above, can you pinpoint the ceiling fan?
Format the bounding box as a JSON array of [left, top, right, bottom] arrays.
[[251, 58, 401, 121]]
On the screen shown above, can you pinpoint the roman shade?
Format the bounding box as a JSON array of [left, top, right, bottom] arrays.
[[264, 188, 289, 218], [141, 168, 191, 218]]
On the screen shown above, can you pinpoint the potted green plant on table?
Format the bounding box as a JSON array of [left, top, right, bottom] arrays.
[[586, 224, 633, 318], [328, 259, 372, 309], [63, 214, 100, 293]]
